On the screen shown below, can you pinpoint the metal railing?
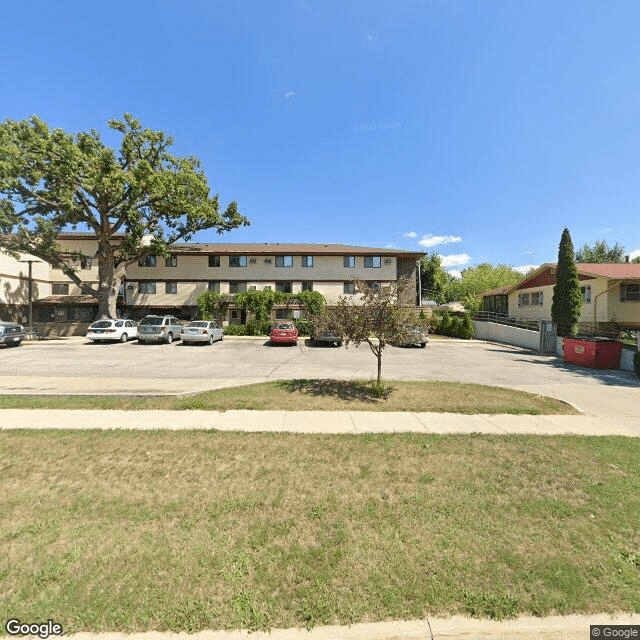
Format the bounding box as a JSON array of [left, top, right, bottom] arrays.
[[473, 311, 542, 332]]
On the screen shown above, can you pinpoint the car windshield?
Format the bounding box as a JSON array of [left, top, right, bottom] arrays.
[[274, 323, 293, 330], [189, 322, 210, 328], [90, 321, 113, 328], [140, 317, 164, 326]]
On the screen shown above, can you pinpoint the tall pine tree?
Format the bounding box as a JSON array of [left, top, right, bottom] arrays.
[[551, 228, 583, 332]]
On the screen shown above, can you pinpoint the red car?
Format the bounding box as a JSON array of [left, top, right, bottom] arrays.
[[270, 321, 298, 345]]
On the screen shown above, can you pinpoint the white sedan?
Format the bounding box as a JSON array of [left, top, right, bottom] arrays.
[[86, 319, 138, 343], [181, 321, 223, 345]]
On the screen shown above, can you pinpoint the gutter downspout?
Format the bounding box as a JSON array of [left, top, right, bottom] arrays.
[[417, 260, 422, 307], [593, 281, 620, 330]]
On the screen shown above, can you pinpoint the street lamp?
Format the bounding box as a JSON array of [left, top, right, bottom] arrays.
[[18, 259, 43, 331]]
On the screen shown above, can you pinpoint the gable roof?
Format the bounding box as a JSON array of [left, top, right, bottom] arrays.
[[575, 263, 640, 279]]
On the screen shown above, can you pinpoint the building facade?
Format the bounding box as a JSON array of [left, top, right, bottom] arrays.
[[0, 234, 425, 325]]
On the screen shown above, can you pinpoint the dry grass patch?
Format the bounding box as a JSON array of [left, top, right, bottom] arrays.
[[1, 431, 638, 633], [0, 380, 576, 414]]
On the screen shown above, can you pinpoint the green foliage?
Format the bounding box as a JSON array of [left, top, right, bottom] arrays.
[[0, 114, 248, 318], [634, 352, 640, 379], [245, 319, 271, 336], [296, 290, 326, 316], [459, 313, 475, 339], [196, 291, 230, 322], [447, 263, 522, 312], [295, 318, 312, 337], [419, 252, 452, 303], [223, 323, 248, 335], [234, 290, 276, 324], [575, 239, 626, 263], [440, 310, 453, 336], [552, 228, 583, 329]]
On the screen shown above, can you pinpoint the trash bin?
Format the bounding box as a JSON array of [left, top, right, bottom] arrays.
[[563, 337, 622, 369]]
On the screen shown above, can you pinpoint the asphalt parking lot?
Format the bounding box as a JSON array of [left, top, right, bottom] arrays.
[[1, 335, 638, 416]]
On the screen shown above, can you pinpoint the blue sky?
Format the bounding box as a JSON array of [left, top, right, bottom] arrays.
[[2, 0, 640, 275]]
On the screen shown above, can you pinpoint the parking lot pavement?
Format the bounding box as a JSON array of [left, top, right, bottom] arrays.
[[0, 336, 638, 417]]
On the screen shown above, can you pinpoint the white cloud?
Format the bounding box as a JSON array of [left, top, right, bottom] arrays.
[[513, 264, 539, 275], [439, 253, 471, 267], [447, 269, 462, 279], [418, 234, 462, 248], [403, 231, 417, 238], [629, 249, 640, 261], [521, 250, 535, 256], [283, 91, 297, 99]]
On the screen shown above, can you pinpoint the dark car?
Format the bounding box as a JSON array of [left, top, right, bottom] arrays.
[[0, 321, 25, 348], [311, 329, 342, 347]]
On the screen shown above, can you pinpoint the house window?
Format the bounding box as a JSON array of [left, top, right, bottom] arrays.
[[275, 309, 290, 319], [343, 256, 355, 268], [209, 256, 220, 267], [302, 255, 314, 267], [81, 257, 93, 269], [249, 285, 257, 290], [229, 256, 247, 268], [138, 282, 156, 294], [301, 281, 313, 292], [581, 285, 591, 303], [81, 308, 94, 321], [343, 283, 356, 294], [364, 256, 381, 268], [621, 284, 640, 302], [229, 282, 247, 294], [165, 282, 177, 294], [208, 281, 220, 293], [138, 255, 156, 267], [276, 282, 292, 293], [52, 283, 69, 295], [165, 256, 177, 267], [518, 293, 530, 307], [531, 291, 543, 306], [275, 255, 293, 267]]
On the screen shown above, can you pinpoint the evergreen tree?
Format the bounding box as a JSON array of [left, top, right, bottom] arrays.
[[551, 228, 583, 330]]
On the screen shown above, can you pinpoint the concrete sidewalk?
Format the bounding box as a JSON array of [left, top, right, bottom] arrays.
[[2, 408, 639, 436], [34, 614, 640, 640]]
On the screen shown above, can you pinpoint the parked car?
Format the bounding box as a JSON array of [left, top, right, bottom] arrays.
[[0, 321, 25, 348], [392, 326, 430, 348], [86, 319, 138, 343], [137, 315, 183, 344], [270, 321, 298, 345], [311, 329, 342, 347], [181, 320, 223, 345]]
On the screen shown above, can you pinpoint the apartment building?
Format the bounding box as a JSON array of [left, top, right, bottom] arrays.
[[0, 234, 425, 324]]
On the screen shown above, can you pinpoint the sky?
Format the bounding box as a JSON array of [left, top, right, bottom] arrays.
[[2, 0, 640, 277]]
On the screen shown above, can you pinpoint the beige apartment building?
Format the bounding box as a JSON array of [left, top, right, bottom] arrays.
[[0, 234, 425, 325]]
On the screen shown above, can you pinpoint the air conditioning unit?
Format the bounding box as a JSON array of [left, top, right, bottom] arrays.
[[384, 259, 392, 264], [249, 258, 257, 263], [264, 258, 272, 263]]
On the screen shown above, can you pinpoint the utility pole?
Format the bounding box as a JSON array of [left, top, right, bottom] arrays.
[[18, 259, 42, 331]]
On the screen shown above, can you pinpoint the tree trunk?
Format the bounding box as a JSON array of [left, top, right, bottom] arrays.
[[377, 348, 382, 383], [96, 241, 120, 319]]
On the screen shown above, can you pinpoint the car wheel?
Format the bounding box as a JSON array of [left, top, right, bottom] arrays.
[[120, 333, 128, 343], [421, 342, 427, 348], [139, 340, 146, 345], [208, 334, 214, 345], [92, 340, 101, 344], [166, 333, 173, 344]]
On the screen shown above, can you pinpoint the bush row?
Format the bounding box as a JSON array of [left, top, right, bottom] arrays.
[[430, 311, 475, 339], [222, 318, 313, 337]]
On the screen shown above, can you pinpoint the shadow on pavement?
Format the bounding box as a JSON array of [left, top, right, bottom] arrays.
[[278, 379, 392, 403]]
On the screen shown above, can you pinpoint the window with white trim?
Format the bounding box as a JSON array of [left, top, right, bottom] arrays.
[[517, 293, 530, 307], [531, 291, 543, 306], [581, 285, 591, 303], [621, 283, 640, 302]]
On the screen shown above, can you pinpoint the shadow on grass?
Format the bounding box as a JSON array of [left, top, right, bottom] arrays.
[[277, 379, 394, 403]]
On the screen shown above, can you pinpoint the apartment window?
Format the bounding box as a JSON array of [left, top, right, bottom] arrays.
[[276, 282, 292, 293], [81, 257, 93, 269], [581, 285, 592, 303], [302, 255, 314, 267], [343, 283, 356, 294], [138, 255, 156, 267], [301, 281, 313, 292], [275, 309, 290, 319], [621, 284, 640, 302], [248, 285, 257, 290], [207, 281, 220, 293], [138, 282, 156, 294], [229, 282, 247, 294], [364, 256, 381, 268], [165, 282, 177, 294], [275, 255, 293, 268], [208, 255, 220, 267], [264, 258, 272, 264], [229, 256, 247, 268], [518, 293, 530, 307], [81, 308, 94, 321], [343, 256, 355, 268], [165, 256, 177, 267], [52, 283, 69, 295], [263, 285, 272, 290], [531, 291, 543, 306]]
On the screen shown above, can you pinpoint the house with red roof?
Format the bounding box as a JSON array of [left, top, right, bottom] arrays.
[[482, 263, 640, 329]]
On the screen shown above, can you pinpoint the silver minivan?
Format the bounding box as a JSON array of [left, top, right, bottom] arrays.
[[137, 315, 183, 344]]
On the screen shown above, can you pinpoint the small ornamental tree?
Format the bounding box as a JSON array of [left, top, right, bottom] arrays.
[[317, 276, 426, 383], [551, 228, 583, 333], [196, 291, 230, 323], [0, 114, 249, 319]]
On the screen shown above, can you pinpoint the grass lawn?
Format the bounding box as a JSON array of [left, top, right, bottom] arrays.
[[1, 430, 639, 632], [0, 379, 577, 414]]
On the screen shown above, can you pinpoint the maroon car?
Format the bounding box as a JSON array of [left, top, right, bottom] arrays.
[[270, 321, 298, 345]]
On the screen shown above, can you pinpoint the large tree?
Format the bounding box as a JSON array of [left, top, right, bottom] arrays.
[[0, 114, 249, 318], [551, 227, 583, 331], [316, 277, 426, 383], [418, 252, 452, 303], [575, 239, 626, 263]]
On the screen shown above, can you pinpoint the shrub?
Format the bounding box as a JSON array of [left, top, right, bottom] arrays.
[[429, 313, 442, 334], [459, 313, 475, 339], [295, 318, 312, 337], [634, 352, 640, 379], [245, 319, 271, 336], [440, 311, 453, 336], [223, 323, 248, 336]]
